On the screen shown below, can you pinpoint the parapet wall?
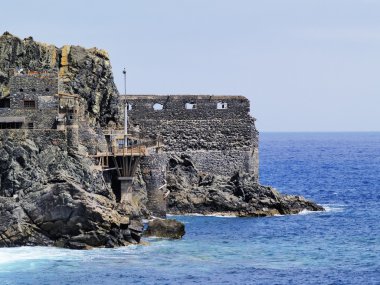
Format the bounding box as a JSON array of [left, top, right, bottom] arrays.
[[124, 95, 251, 121]]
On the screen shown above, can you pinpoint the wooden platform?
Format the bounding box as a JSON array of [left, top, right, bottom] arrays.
[[90, 145, 148, 158]]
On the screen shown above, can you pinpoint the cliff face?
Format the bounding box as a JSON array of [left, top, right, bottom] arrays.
[[0, 131, 146, 248], [0, 32, 120, 126], [0, 33, 143, 249]]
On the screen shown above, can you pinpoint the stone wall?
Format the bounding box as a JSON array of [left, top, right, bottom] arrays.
[[122, 95, 259, 216], [0, 108, 57, 129], [0, 73, 59, 129], [140, 152, 167, 218], [9, 73, 58, 98], [122, 95, 258, 177]]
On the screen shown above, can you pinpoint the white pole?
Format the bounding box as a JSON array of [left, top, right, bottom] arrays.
[[124, 103, 128, 137], [123, 68, 127, 146]]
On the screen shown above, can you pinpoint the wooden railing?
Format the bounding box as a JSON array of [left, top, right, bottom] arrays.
[[91, 145, 148, 158]]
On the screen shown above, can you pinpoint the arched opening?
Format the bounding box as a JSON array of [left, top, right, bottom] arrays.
[[153, 103, 163, 110], [31, 88, 36, 92], [127, 103, 132, 110], [217, 102, 228, 109]]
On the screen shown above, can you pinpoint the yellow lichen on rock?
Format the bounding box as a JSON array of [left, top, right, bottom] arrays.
[[59, 45, 71, 77], [89, 47, 109, 60], [49, 45, 57, 68], [0, 86, 9, 98]]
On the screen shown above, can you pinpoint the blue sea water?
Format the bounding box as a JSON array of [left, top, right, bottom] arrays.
[[0, 132, 379, 285]]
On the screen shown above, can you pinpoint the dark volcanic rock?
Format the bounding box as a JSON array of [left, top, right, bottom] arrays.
[[0, 33, 139, 249], [0, 136, 140, 248], [167, 154, 324, 217], [144, 219, 185, 239]]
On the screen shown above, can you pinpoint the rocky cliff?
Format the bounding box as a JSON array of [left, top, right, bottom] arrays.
[[0, 33, 142, 248], [0, 131, 147, 248]]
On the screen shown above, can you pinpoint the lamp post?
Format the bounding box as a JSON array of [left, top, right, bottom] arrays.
[[122, 68, 127, 95]]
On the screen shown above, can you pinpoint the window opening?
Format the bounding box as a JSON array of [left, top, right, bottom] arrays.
[[0, 122, 23, 129], [0, 98, 10, 108], [117, 139, 125, 149], [217, 102, 228, 109], [24, 100, 36, 109], [27, 122, 34, 129], [185, 102, 197, 109], [153, 103, 163, 110]]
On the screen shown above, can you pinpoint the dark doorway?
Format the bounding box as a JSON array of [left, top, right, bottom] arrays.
[[0, 98, 10, 108]]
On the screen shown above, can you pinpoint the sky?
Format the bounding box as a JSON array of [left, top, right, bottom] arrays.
[[1, 0, 379, 132]]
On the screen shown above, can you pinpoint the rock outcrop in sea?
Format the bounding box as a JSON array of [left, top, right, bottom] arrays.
[[167, 155, 324, 216], [0, 32, 323, 249]]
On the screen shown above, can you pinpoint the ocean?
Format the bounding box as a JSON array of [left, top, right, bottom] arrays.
[[0, 132, 379, 285]]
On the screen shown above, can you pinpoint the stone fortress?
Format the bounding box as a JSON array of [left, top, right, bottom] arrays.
[[122, 95, 259, 216], [0, 70, 260, 217]]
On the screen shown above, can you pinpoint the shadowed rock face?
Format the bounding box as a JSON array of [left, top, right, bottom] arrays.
[[0, 136, 144, 248], [166, 154, 324, 216], [0, 32, 120, 126]]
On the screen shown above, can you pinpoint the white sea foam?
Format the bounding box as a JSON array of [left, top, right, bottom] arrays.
[[296, 204, 345, 215], [0, 246, 78, 265], [298, 209, 317, 215], [322, 204, 345, 213], [168, 213, 237, 218]]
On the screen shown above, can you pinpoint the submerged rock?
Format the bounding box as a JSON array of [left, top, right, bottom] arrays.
[[144, 219, 185, 239]]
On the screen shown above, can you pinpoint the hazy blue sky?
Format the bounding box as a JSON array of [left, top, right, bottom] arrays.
[[1, 0, 379, 131]]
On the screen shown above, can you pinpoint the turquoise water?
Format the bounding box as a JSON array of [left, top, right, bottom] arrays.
[[0, 133, 379, 284]]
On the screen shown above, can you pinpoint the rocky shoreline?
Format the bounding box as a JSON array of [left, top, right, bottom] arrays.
[[166, 154, 324, 218], [0, 33, 324, 249]]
